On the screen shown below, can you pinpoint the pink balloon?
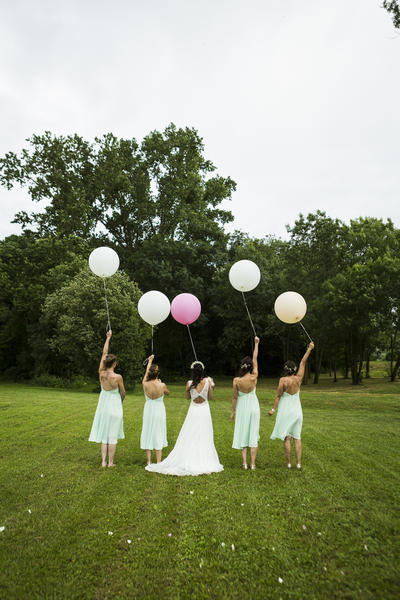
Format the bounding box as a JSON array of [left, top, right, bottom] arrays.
[[171, 293, 201, 325]]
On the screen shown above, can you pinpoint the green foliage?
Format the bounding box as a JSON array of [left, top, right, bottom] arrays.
[[1, 126, 400, 382], [40, 267, 147, 382], [0, 381, 399, 598], [0, 233, 89, 377], [383, 0, 400, 28]]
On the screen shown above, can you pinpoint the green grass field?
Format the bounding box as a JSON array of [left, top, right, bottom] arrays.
[[0, 378, 399, 599]]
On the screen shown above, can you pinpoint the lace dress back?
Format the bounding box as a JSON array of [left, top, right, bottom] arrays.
[[189, 378, 209, 404]]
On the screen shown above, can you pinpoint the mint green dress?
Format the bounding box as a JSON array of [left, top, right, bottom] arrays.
[[140, 394, 167, 450], [88, 387, 124, 444], [232, 388, 260, 449], [270, 391, 303, 440]]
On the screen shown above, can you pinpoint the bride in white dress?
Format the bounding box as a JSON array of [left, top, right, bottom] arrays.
[[145, 361, 223, 476]]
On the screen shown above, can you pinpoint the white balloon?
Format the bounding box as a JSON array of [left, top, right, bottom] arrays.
[[274, 291, 307, 324], [138, 291, 171, 326], [89, 247, 120, 278], [229, 260, 261, 292]]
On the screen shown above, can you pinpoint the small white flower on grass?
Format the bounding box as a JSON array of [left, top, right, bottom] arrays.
[[168, 533, 172, 538], [190, 490, 194, 495], [199, 559, 204, 568], [278, 577, 283, 584], [272, 547, 275, 551], [137, 537, 141, 541], [317, 532, 322, 536], [221, 542, 225, 548], [267, 504, 270, 507], [231, 544, 235, 551], [0, 526, 5, 533], [302, 524, 307, 530], [108, 531, 113, 536], [241, 503, 244, 506], [127, 539, 132, 544], [364, 545, 368, 551], [40, 474, 44, 478], [323, 567, 327, 572], [28, 509, 32, 514]]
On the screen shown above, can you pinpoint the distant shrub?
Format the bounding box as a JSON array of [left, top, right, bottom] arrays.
[[33, 374, 66, 388]]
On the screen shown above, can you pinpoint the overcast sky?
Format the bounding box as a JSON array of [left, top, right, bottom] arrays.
[[1, 0, 399, 240]]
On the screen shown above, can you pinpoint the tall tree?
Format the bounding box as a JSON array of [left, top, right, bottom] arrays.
[[0, 233, 89, 377], [40, 267, 146, 382]]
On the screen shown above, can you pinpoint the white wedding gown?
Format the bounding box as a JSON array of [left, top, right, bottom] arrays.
[[145, 378, 223, 476]]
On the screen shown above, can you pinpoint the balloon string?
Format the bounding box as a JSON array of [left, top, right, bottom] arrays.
[[241, 292, 257, 337], [187, 325, 197, 361], [300, 322, 313, 342], [103, 278, 111, 332], [151, 326, 154, 354]]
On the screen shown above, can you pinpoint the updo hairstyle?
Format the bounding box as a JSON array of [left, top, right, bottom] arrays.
[[146, 364, 160, 381], [103, 354, 117, 369], [238, 356, 253, 377], [283, 360, 297, 376]]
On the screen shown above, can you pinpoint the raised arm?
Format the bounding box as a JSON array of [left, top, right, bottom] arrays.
[[252, 336, 260, 377], [142, 355, 154, 386], [296, 342, 314, 383], [268, 378, 286, 416], [230, 378, 239, 421], [98, 330, 112, 373]]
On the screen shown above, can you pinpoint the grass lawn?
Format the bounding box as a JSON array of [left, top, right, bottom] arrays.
[[0, 378, 399, 599]]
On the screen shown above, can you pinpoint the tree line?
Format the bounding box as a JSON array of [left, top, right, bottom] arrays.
[[1, 125, 399, 385]]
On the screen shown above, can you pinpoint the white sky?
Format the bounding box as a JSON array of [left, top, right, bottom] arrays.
[[0, 0, 399, 240]]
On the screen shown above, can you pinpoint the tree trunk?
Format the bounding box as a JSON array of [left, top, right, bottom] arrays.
[[303, 361, 309, 385], [333, 355, 337, 383], [349, 334, 361, 385], [344, 346, 349, 379], [357, 341, 365, 383], [313, 343, 324, 384], [365, 350, 370, 379], [390, 355, 400, 381]]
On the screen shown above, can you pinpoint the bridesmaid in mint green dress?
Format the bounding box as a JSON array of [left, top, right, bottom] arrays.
[[89, 330, 126, 467], [230, 336, 260, 470], [141, 354, 170, 466], [269, 341, 314, 469]]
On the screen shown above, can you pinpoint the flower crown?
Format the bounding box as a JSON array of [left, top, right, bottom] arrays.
[[241, 362, 251, 369], [190, 360, 205, 370]]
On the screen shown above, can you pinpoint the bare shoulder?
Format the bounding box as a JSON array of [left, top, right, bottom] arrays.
[[233, 377, 239, 386]]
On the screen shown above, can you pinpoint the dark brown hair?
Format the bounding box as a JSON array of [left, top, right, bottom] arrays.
[[190, 362, 205, 389], [103, 354, 117, 369], [237, 356, 253, 377], [146, 364, 160, 381], [283, 360, 297, 376]]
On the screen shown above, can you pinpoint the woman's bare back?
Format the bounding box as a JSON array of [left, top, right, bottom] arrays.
[[282, 375, 301, 395], [100, 370, 120, 391], [235, 373, 257, 394], [143, 379, 165, 400]]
